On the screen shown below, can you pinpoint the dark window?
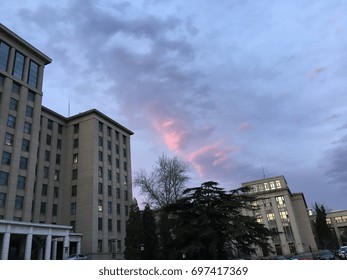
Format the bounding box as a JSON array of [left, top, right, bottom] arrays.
[[17, 176, 26, 189], [56, 154, 61, 165], [107, 141, 111, 151], [98, 240, 102, 252], [73, 138, 79, 149], [108, 201, 112, 213], [40, 202, 46, 215], [117, 203, 121, 215], [0, 171, 9, 186], [116, 188, 121, 199], [71, 185, 77, 197], [98, 151, 103, 161], [108, 170, 112, 181], [0, 41, 10, 71], [72, 169, 78, 180], [108, 185, 112, 197], [108, 219, 112, 232], [125, 205, 129, 216], [12, 51, 25, 79], [54, 170, 60, 181], [57, 139, 62, 150], [98, 136, 103, 147], [54, 187, 59, 199], [23, 122, 31, 134], [74, 124, 79, 134], [27, 90, 35, 102], [123, 148, 127, 158], [99, 122, 103, 132], [7, 115, 16, 128], [98, 218, 103, 231], [11, 82, 21, 94], [19, 157, 28, 170], [9, 98, 18, 110], [107, 126, 111, 136], [58, 124, 63, 135], [15, 196, 24, 209], [70, 202, 76, 215], [52, 204, 58, 216], [47, 119, 53, 130], [25, 105, 33, 118], [44, 150, 50, 161], [116, 159, 120, 169], [42, 184, 48, 196], [1, 151, 11, 165], [116, 145, 119, 155], [28, 60, 39, 88], [0, 192, 6, 207], [21, 139, 30, 152], [44, 166, 49, 178], [117, 220, 121, 232], [5, 133, 14, 146], [124, 190, 129, 201], [98, 183, 103, 195], [46, 135, 51, 145]]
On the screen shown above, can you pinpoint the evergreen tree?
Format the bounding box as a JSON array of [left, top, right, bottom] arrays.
[[142, 204, 159, 259], [158, 210, 175, 259], [124, 198, 143, 259], [314, 203, 338, 250], [165, 181, 272, 259]]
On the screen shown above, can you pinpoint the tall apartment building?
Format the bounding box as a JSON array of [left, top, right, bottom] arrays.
[[0, 24, 133, 260], [241, 175, 317, 257]]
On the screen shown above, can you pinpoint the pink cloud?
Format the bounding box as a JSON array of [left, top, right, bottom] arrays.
[[152, 118, 188, 152], [187, 141, 239, 177], [239, 122, 252, 131]]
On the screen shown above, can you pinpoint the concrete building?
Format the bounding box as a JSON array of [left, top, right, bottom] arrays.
[[0, 24, 133, 259], [241, 175, 317, 257]]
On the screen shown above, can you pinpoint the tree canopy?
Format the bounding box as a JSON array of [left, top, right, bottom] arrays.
[[134, 153, 190, 208], [164, 181, 273, 259]]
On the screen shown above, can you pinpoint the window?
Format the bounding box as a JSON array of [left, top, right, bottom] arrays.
[[279, 211, 289, 221], [42, 184, 48, 196], [116, 144, 119, 155], [46, 135, 51, 145], [276, 196, 286, 207], [116, 158, 120, 169], [117, 203, 121, 215], [52, 204, 58, 216], [58, 124, 63, 135], [97, 240, 103, 252], [44, 166, 49, 178], [0, 41, 10, 71], [98, 151, 103, 161], [108, 201, 112, 214], [107, 126, 111, 136], [11, 82, 21, 94], [0, 74, 4, 85], [39, 202, 46, 215], [15, 196, 24, 209], [98, 136, 103, 147], [12, 51, 25, 79], [28, 60, 39, 88], [98, 200, 103, 212], [73, 138, 79, 149], [125, 205, 129, 216], [0, 171, 9, 186], [107, 141, 111, 151], [124, 175, 127, 186], [17, 176, 26, 190], [99, 122, 103, 132], [54, 187, 59, 199], [108, 185, 112, 196], [116, 188, 121, 199], [107, 155, 111, 165], [44, 150, 50, 161], [117, 240, 121, 252], [7, 115, 16, 128], [98, 183, 103, 194], [21, 139, 30, 151], [116, 131, 119, 141], [283, 224, 294, 241], [56, 154, 61, 165], [98, 166, 103, 178], [9, 98, 18, 110], [25, 105, 33, 118], [266, 212, 275, 221], [270, 181, 275, 190], [264, 183, 269, 191], [27, 90, 35, 102], [23, 122, 32, 134], [5, 133, 14, 146], [71, 185, 77, 197], [275, 180, 281, 188], [108, 170, 112, 181], [123, 135, 126, 145], [47, 119, 53, 130], [54, 170, 60, 181], [70, 202, 76, 215], [116, 173, 120, 184], [124, 190, 128, 201], [72, 169, 78, 180], [117, 220, 121, 232], [108, 240, 114, 253], [108, 219, 112, 232], [0, 193, 6, 207], [98, 218, 103, 231], [73, 153, 78, 164], [1, 151, 11, 165], [123, 162, 127, 172], [57, 139, 62, 150], [74, 124, 79, 134], [123, 148, 127, 158], [19, 157, 28, 170]]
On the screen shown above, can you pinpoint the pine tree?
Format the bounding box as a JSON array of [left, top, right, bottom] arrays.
[[165, 181, 272, 259], [124, 199, 143, 259], [142, 204, 159, 259]]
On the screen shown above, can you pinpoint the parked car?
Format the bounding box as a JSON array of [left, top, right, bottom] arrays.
[[289, 252, 314, 260], [67, 253, 88, 260], [337, 246, 347, 259], [318, 250, 335, 260]]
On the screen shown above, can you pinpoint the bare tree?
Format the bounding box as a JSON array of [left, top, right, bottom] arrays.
[[134, 154, 190, 208]]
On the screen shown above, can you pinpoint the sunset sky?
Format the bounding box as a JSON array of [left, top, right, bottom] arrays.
[[2, 0, 347, 210]]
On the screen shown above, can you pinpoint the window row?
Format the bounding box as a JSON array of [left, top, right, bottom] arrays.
[[1, 153, 29, 169], [0, 40, 39, 88], [97, 239, 122, 253]]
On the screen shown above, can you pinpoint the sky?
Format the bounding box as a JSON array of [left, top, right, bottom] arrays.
[[1, 0, 347, 210]]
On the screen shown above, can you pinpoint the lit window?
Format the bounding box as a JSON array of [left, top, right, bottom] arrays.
[[73, 153, 78, 164], [266, 213, 275, 221], [5, 133, 14, 146], [98, 200, 103, 212], [264, 183, 269, 191], [279, 211, 289, 221], [270, 181, 275, 190], [275, 180, 281, 188]]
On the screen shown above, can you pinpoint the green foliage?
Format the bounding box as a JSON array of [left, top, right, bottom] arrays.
[[164, 181, 272, 259]]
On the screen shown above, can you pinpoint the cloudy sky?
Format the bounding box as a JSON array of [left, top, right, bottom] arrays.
[[2, 0, 347, 210]]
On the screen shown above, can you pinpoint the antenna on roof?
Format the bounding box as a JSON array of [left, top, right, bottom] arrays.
[[260, 158, 266, 179], [68, 98, 71, 117]]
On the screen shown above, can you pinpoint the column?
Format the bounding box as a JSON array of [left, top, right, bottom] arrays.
[[1, 232, 11, 260], [24, 233, 33, 260], [76, 240, 81, 254], [44, 234, 52, 260], [63, 235, 70, 259], [51, 238, 57, 260]]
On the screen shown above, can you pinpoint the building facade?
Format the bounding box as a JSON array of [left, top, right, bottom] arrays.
[[242, 175, 317, 257], [0, 24, 133, 259]]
